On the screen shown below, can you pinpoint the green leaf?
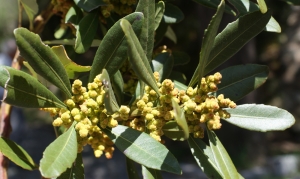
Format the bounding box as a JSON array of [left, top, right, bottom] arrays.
[[152, 52, 174, 82], [73, 0, 106, 12], [65, 5, 83, 25], [20, 0, 38, 30], [74, 11, 99, 54], [136, 0, 156, 61], [111, 70, 124, 105], [57, 153, 85, 179], [14, 27, 72, 98], [0, 66, 66, 108], [225, 104, 295, 132], [89, 12, 144, 81], [257, 0, 267, 13], [162, 121, 186, 141], [172, 98, 189, 140], [204, 10, 272, 75], [172, 51, 190, 66], [52, 46, 91, 79], [54, 26, 68, 39], [265, 16, 281, 33], [187, 136, 223, 179], [207, 129, 239, 179], [154, 1, 165, 30], [40, 122, 78, 178], [227, 0, 251, 15], [282, 0, 300, 5], [103, 125, 182, 174], [99, 69, 120, 114], [126, 157, 140, 179], [190, 0, 225, 87], [44, 39, 101, 47], [163, 3, 184, 24], [173, 80, 187, 91], [215, 64, 269, 102], [120, 19, 160, 95], [0, 137, 37, 170], [165, 26, 177, 44], [142, 166, 163, 179], [192, 0, 236, 16]]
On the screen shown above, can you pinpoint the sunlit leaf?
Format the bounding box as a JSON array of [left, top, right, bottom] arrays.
[[189, 0, 225, 87], [57, 153, 85, 179], [74, 11, 99, 54], [0, 137, 37, 170], [103, 125, 182, 174], [152, 52, 174, 82], [204, 10, 271, 75], [52, 46, 91, 79], [154, 1, 165, 30], [54, 26, 68, 39], [215, 64, 269, 102], [172, 98, 189, 140], [73, 0, 106, 12], [40, 122, 77, 178], [0, 66, 66, 108], [192, 0, 236, 16], [14, 27, 72, 98], [257, 0, 267, 13], [120, 19, 160, 95], [207, 129, 239, 179], [65, 5, 83, 26], [20, 0, 38, 30], [89, 12, 144, 81], [162, 121, 186, 141], [163, 3, 184, 23], [142, 166, 163, 179], [126, 157, 139, 179], [225, 104, 295, 132]]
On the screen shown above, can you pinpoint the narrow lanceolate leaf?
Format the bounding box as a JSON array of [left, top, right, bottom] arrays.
[[75, 11, 99, 54], [136, 0, 155, 61], [0, 137, 37, 170], [73, 0, 106, 12], [89, 12, 144, 82], [57, 153, 85, 179], [163, 3, 184, 24], [65, 5, 83, 26], [154, 1, 165, 30], [142, 166, 163, 179], [192, 0, 236, 16], [152, 52, 174, 82], [120, 19, 160, 95], [111, 70, 124, 105], [187, 136, 223, 179], [172, 98, 189, 140], [189, 0, 225, 87], [257, 0, 267, 14], [207, 129, 239, 179], [52, 46, 91, 79], [227, 0, 250, 15], [99, 69, 120, 114], [215, 64, 269, 102], [126, 157, 139, 179], [173, 81, 187, 91], [103, 125, 182, 174], [20, 0, 38, 30], [14, 27, 72, 98], [0, 66, 66, 108], [204, 10, 271, 75], [40, 122, 78, 178], [162, 121, 186, 141], [225, 104, 295, 132]]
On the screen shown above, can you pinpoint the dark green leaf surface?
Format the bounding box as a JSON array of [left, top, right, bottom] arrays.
[[136, 0, 155, 61], [163, 3, 184, 23], [227, 0, 251, 15], [40, 123, 78, 178], [120, 19, 160, 95], [207, 130, 239, 179], [187, 136, 223, 179], [225, 104, 295, 132], [162, 121, 186, 141], [0, 66, 66, 108], [73, 0, 106, 12], [103, 125, 182, 174], [142, 166, 163, 179], [20, 0, 38, 30], [126, 157, 140, 179], [65, 5, 83, 25], [169, 71, 187, 85], [57, 153, 85, 179], [192, 0, 236, 16], [154, 1, 165, 30], [112, 70, 124, 105], [172, 51, 190, 66], [52, 46, 91, 79], [282, 0, 300, 5], [75, 11, 99, 54], [152, 52, 174, 82], [216, 64, 269, 102], [172, 98, 189, 140], [204, 10, 271, 75], [190, 0, 224, 87], [0, 137, 37, 170], [89, 12, 144, 81], [14, 27, 72, 98], [165, 26, 177, 44]]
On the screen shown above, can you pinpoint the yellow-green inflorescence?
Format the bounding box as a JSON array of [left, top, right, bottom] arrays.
[[42, 72, 236, 158]]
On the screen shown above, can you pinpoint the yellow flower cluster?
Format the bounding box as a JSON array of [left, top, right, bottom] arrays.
[[101, 0, 137, 18]]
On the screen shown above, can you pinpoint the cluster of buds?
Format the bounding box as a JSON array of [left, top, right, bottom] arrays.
[[101, 0, 137, 18]]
